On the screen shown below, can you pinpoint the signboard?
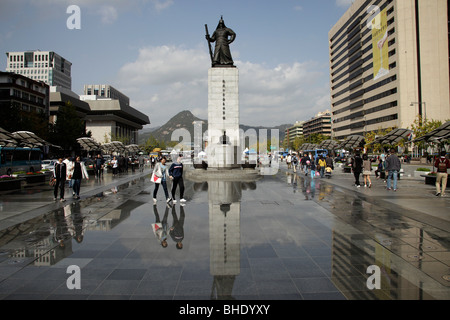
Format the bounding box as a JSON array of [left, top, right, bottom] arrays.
[[372, 8, 389, 81]]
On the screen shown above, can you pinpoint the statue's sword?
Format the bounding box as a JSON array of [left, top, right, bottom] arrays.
[[205, 24, 213, 65]]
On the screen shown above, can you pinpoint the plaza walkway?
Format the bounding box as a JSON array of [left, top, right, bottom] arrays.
[[0, 161, 449, 300]]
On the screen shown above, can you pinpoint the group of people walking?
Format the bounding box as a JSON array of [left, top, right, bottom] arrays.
[[350, 149, 400, 190], [152, 156, 186, 205], [52, 156, 89, 202], [287, 153, 334, 179]]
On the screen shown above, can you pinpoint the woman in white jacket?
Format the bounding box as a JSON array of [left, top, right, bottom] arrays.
[[152, 157, 171, 204], [71, 156, 89, 200]]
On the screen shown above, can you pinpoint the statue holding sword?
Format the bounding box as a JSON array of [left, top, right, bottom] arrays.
[[205, 16, 236, 67]]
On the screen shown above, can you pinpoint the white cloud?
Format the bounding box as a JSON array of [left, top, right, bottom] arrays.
[[336, 0, 354, 8], [98, 6, 118, 25], [114, 45, 330, 128]]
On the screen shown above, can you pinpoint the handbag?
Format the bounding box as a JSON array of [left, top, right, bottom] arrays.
[[151, 172, 161, 184], [49, 178, 56, 186]]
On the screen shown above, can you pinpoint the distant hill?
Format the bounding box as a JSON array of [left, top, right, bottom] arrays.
[[138, 110, 291, 145]]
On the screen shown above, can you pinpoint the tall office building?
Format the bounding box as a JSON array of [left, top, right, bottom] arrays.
[[329, 0, 450, 140], [5, 51, 72, 90]]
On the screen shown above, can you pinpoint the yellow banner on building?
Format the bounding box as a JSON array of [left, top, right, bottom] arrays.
[[372, 8, 389, 80]]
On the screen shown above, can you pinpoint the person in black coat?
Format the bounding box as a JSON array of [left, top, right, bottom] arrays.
[[351, 152, 363, 187], [53, 157, 67, 202]]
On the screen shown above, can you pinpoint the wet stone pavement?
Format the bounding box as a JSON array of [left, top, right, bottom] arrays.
[[0, 164, 449, 300]]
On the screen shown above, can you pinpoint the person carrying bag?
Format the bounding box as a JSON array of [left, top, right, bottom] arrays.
[[152, 156, 171, 204]]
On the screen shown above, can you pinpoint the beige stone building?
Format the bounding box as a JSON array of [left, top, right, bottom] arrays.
[[303, 110, 332, 138], [329, 0, 450, 140], [285, 121, 304, 146]]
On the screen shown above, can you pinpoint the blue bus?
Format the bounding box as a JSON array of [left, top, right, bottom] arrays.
[[0, 147, 42, 176], [302, 149, 328, 161]]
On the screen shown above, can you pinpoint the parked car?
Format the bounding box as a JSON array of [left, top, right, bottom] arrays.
[[41, 159, 58, 171]]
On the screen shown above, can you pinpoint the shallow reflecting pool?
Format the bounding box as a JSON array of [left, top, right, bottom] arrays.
[[0, 170, 449, 300]]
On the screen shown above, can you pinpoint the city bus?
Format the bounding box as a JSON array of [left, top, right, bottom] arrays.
[[301, 149, 328, 161], [0, 147, 42, 176]]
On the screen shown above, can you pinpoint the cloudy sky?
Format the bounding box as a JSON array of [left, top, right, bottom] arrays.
[[0, 0, 355, 128]]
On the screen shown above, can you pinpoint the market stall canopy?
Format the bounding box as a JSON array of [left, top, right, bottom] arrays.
[[125, 144, 141, 153], [371, 128, 412, 146], [299, 143, 319, 151], [101, 141, 125, 154], [11, 131, 59, 148], [411, 121, 450, 143], [0, 127, 18, 147], [338, 135, 365, 150], [319, 139, 339, 150], [77, 137, 101, 151]]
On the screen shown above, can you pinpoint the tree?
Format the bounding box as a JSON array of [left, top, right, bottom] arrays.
[[292, 135, 306, 151], [364, 127, 395, 153], [308, 133, 328, 145], [409, 115, 442, 152], [49, 101, 89, 152], [141, 134, 166, 154], [0, 102, 50, 139]]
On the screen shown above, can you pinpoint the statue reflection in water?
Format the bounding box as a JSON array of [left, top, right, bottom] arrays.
[[200, 179, 256, 300]]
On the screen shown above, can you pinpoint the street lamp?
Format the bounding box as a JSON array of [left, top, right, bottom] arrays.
[[410, 102, 427, 122]]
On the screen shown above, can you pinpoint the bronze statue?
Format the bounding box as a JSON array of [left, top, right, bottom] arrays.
[[205, 17, 236, 67]]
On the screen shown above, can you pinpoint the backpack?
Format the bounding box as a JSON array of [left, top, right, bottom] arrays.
[[438, 159, 448, 173]]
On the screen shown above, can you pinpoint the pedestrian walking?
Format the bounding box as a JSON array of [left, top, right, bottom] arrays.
[[325, 154, 334, 171], [169, 157, 186, 204], [362, 154, 372, 188], [292, 154, 298, 172], [138, 154, 145, 172], [286, 154, 292, 169], [351, 152, 363, 187], [309, 158, 316, 179], [53, 157, 67, 202], [72, 156, 89, 200], [64, 156, 74, 190], [434, 151, 450, 197], [317, 155, 326, 178], [152, 156, 171, 204], [385, 148, 401, 191], [111, 156, 118, 176], [94, 154, 104, 178], [375, 159, 383, 179]]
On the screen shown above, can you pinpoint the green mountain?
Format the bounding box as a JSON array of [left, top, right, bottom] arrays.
[[138, 110, 291, 146]]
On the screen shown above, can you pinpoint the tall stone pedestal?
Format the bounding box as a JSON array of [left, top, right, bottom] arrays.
[[207, 67, 241, 169]]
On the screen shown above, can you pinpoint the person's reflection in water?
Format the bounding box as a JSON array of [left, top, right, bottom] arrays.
[[302, 177, 316, 200], [170, 205, 185, 250], [292, 173, 298, 193], [52, 205, 72, 248], [152, 204, 169, 248], [71, 202, 84, 244]]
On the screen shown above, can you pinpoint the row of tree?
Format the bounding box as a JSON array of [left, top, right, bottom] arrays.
[[284, 115, 448, 154], [0, 101, 91, 154]]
